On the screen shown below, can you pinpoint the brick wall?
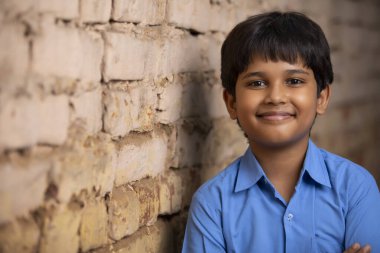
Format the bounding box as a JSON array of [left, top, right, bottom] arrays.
[[0, 0, 379, 252]]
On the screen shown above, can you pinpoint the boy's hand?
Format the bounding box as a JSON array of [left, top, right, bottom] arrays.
[[344, 243, 371, 253]]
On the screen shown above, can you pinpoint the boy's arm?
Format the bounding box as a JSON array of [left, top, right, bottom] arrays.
[[182, 192, 226, 253], [344, 174, 380, 252]]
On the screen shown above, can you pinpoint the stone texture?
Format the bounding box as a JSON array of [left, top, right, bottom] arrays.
[[36, 0, 79, 19], [80, 0, 112, 23], [107, 185, 140, 240], [103, 88, 133, 137], [134, 178, 159, 226], [80, 198, 108, 252], [0, 96, 40, 150], [39, 207, 81, 253], [156, 76, 183, 124], [33, 19, 103, 82], [0, 0, 79, 19], [180, 74, 227, 119], [93, 220, 174, 253], [115, 131, 168, 185], [160, 35, 203, 74], [54, 134, 116, 203], [38, 95, 70, 145], [0, 218, 40, 253], [112, 0, 166, 25], [176, 119, 211, 168], [159, 170, 183, 215], [103, 83, 156, 137], [167, 0, 210, 33], [0, 94, 69, 150], [103, 32, 153, 81], [0, 23, 29, 94], [128, 83, 156, 132], [70, 86, 103, 135], [0, 156, 50, 224]]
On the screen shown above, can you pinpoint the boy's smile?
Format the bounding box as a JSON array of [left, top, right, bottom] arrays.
[[223, 57, 330, 149]]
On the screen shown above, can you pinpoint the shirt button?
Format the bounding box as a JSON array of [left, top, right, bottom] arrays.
[[287, 213, 294, 221]]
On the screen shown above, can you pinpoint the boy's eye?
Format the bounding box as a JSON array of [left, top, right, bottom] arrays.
[[247, 80, 266, 88], [286, 78, 304, 86]]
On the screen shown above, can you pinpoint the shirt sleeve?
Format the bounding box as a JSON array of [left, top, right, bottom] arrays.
[[344, 173, 380, 252], [181, 191, 226, 253]]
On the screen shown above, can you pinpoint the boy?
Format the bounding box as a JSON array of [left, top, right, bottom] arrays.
[[182, 12, 380, 253]]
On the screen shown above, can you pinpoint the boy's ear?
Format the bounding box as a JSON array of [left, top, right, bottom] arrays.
[[316, 85, 331, 115], [223, 89, 238, 119]]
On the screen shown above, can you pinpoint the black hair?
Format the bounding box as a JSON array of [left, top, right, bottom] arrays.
[[221, 11, 333, 96]]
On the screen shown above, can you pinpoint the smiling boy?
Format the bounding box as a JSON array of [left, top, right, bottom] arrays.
[[182, 12, 380, 253]]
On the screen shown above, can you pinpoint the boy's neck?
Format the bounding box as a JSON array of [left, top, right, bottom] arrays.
[[249, 138, 309, 202]]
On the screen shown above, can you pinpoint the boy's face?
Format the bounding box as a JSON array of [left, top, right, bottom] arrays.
[[223, 57, 330, 149]]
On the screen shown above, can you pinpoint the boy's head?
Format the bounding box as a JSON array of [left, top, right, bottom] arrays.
[[221, 11, 333, 97]]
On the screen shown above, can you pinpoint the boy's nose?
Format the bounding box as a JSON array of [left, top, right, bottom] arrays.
[[263, 83, 288, 105]]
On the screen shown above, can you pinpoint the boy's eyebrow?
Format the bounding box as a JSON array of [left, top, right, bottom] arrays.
[[286, 69, 310, 75], [242, 71, 266, 79], [242, 69, 310, 79]]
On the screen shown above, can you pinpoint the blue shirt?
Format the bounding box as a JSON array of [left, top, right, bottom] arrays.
[[182, 140, 380, 253]]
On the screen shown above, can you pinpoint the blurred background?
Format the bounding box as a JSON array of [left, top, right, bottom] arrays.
[[0, 0, 379, 252]]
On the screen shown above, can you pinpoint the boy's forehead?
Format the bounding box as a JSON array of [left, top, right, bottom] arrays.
[[247, 55, 311, 71], [240, 56, 315, 78]]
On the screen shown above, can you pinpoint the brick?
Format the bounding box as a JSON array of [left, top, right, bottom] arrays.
[[80, 198, 108, 252], [0, 94, 69, 149], [0, 0, 78, 19], [167, 0, 210, 33], [36, 0, 79, 19], [0, 23, 29, 94], [103, 89, 133, 137], [107, 185, 140, 240], [156, 80, 183, 124], [178, 168, 201, 208], [80, 0, 111, 23], [70, 87, 103, 135], [40, 207, 81, 253], [204, 35, 223, 70], [208, 4, 241, 33], [33, 20, 103, 82], [0, 218, 40, 253], [180, 75, 227, 119], [103, 83, 155, 137], [112, 0, 166, 25], [176, 120, 211, 168], [115, 131, 168, 185], [103, 32, 153, 81], [55, 134, 116, 203], [158, 170, 182, 215], [93, 220, 174, 253], [0, 96, 39, 150], [128, 83, 156, 131], [202, 117, 247, 170], [160, 35, 203, 75], [0, 155, 50, 224], [0, 0, 34, 18], [38, 95, 70, 145], [134, 178, 159, 226]]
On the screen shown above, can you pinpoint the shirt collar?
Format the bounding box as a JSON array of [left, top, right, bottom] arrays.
[[302, 140, 331, 188], [234, 147, 265, 193], [234, 139, 331, 193]]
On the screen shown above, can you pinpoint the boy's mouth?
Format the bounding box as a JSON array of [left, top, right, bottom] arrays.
[[256, 111, 295, 121]]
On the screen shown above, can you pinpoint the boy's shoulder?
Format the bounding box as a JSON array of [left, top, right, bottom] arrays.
[[318, 147, 376, 190]]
